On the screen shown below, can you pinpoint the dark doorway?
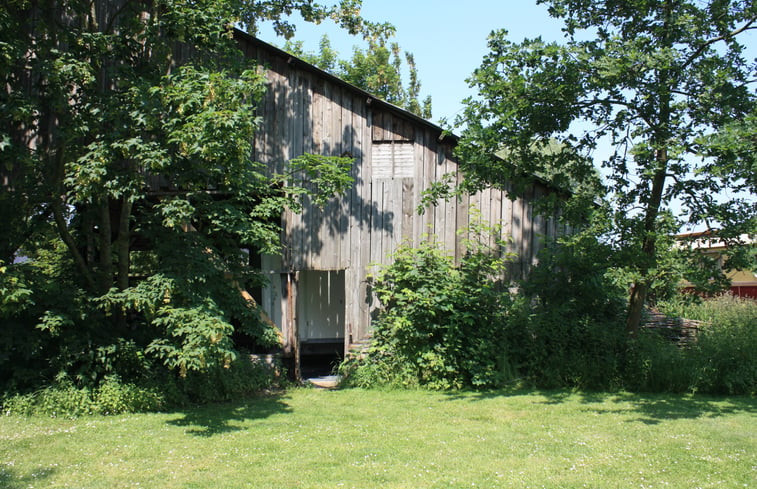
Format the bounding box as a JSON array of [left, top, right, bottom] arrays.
[[297, 270, 345, 378]]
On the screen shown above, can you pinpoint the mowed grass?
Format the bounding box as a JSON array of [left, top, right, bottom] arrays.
[[1, 388, 754, 488]]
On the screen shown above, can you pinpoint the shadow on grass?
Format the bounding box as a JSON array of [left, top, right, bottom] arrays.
[[0, 466, 56, 489], [166, 393, 292, 437], [440, 387, 757, 425], [593, 393, 757, 425]]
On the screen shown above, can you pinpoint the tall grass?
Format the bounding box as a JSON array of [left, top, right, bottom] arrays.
[[634, 293, 757, 395], [660, 292, 757, 327]]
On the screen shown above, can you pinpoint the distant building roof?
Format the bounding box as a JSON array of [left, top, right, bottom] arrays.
[[676, 231, 754, 251]]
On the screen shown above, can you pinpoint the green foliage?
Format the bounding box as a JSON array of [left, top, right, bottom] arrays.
[[507, 233, 629, 390], [661, 292, 757, 328], [283, 34, 432, 118], [342, 218, 514, 389], [165, 354, 279, 405], [658, 294, 757, 395], [341, 226, 628, 391], [340, 220, 755, 394], [456, 0, 757, 332], [0, 0, 366, 395], [1, 354, 279, 416], [287, 153, 356, 208], [0, 261, 32, 316], [2, 378, 165, 417], [0, 246, 104, 392], [508, 306, 628, 390], [622, 293, 756, 395], [624, 333, 695, 393]]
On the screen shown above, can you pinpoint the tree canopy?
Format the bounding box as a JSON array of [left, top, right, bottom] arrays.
[[456, 0, 757, 332], [0, 0, 374, 389], [283, 34, 432, 118]]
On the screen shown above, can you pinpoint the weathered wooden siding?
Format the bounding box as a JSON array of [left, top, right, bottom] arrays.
[[239, 34, 564, 350]]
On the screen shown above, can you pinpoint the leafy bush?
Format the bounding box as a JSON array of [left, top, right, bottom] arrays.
[[1, 353, 279, 416], [507, 235, 629, 390], [623, 333, 697, 393], [340, 226, 756, 395], [694, 322, 756, 395], [2, 377, 165, 417], [341, 224, 515, 389], [506, 305, 628, 390], [341, 230, 632, 391], [0, 247, 110, 392], [1, 233, 283, 410], [95, 377, 167, 414], [164, 353, 279, 405]]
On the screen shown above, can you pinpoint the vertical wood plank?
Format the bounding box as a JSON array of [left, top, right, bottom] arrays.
[[418, 131, 434, 244], [372, 111, 384, 142], [412, 130, 425, 248], [369, 179, 384, 268], [511, 193, 524, 280], [401, 178, 414, 244], [454, 167, 469, 263], [501, 184, 514, 255], [358, 107, 373, 340], [346, 94, 364, 348], [480, 186, 492, 245], [278, 57, 290, 167], [382, 178, 394, 264], [312, 79, 323, 155], [468, 186, 481, 257], [323, 80, 333, 155], [432, 144, 444, 245], [291, 65, 303, 160], [302, 73, 313, 154], [521, 185, 534, 277], [532, 184, 546, 266], [443, 150, 456, 257], [338, 88, 352, 269], [491, 187, 503, 252]]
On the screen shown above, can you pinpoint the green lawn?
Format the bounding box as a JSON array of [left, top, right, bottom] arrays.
[[1, 388, 754, 488]]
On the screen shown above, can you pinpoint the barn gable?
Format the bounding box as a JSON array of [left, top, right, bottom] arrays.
[[234, 30, 565, 372]]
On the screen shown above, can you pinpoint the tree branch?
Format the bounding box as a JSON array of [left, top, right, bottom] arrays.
[[116, 196, 133, 291], [680, 16, 757, 71], [52, 199, 97, 292], [575, 98, 656, 128], [666, 173, 715, 231]]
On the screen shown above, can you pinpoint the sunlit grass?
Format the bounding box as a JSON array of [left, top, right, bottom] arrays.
[[1, 388, 755, 488]]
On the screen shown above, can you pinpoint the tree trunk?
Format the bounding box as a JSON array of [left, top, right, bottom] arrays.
[[99, 199, 113, 293], [116, 197, 132, 291], [52, 200, 97, 292], [626, 1, 674, 335], [626, 282, 648, 335], [626, 153, 668, 335]]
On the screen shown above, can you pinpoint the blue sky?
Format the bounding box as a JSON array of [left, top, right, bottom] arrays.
[[257, 1, 566, 125]]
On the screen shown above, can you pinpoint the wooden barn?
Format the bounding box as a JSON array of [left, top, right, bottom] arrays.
[[235, 30, 566, 370]]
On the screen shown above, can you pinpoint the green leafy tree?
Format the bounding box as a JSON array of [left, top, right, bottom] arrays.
[[284, 35, 433, 118], [0, 0, 373, 386], [456, 0, 756, 333]]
